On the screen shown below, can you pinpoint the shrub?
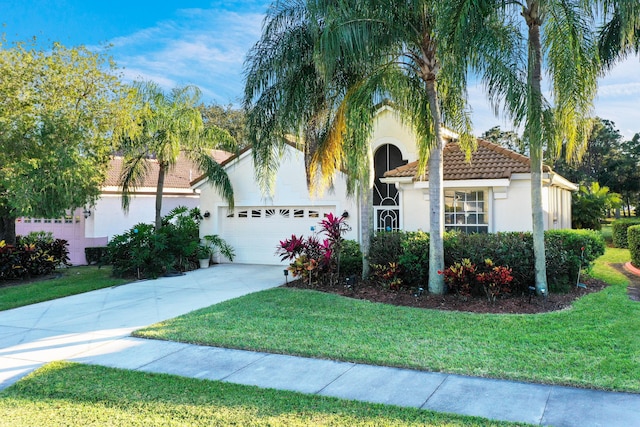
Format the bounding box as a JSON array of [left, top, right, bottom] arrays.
[[276, 213, 350, 285], [441, 258, 477, 298], [339, 240, 362, 277], [612, 218, 640, 248], [476, 260, 514, 303], [368, 231, 406, 266], [105, 207, 226, 279], [628, 225, 640, 268], [445, 232, 533, 293], [370, 262, 403, 290], [398, 231, 429, 288], [441, 258, 513, 302], [107, 223, 173, 279], [85, 247, 108, 265], [0, 233, 70, 280]]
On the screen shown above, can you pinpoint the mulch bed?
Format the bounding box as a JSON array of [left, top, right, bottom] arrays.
[[284, 274, 611, 314]]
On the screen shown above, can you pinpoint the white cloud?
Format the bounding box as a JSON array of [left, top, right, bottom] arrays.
[[106, 7, 266, 104]]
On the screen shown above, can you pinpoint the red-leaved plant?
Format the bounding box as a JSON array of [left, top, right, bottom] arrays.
[[276, 213, 350, 285], [440, 258, 513, 303]]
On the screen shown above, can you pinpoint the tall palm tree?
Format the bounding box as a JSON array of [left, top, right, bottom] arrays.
[[312, 0, 483, 294], [244, 0, 379, 277], [454, 0, 599, 294], [120, 81, 236, 229]]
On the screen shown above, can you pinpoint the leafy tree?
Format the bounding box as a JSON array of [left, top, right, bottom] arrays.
[[0, 40, 136, 244], [119, 81, 236, 230], [572, 182, 622, 230], [481, 126, 526, 155], [198, 103, 248, 149]]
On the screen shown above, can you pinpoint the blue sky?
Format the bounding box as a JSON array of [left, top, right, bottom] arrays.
[[2, 1, 639, 139]]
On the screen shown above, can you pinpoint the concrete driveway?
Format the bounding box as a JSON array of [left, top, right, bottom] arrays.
[[0, 264, 285, 389]]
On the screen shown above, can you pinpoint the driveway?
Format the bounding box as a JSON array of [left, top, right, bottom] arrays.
[[0, 264, 285, 389]]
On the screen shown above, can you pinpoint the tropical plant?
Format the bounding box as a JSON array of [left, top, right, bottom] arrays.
[[572, 182, 622, 230], [276, 213, 351, 285], [244, 0, 378, 280], [598, 0, 640, 68], [201, 234, 235, 262], [451, 0, 601, 294], [306, 0, 491, 294], [119, 81, 236, 230]]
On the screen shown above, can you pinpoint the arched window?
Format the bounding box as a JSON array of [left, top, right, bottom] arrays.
[[373, 144, 407, 232]]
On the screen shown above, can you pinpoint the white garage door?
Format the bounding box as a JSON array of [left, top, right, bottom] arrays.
[[218, 206, 336, 264]]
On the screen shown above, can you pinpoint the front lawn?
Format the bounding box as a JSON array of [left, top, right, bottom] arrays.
[[0, 362, 527, 427], [0, 266, 132, 311], [135, 247, 640, 392]]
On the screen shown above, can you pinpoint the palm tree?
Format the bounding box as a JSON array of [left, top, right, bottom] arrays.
[[310, 0, 486, 294], [598, 0, 640, 68], [455, 1, 599, 294], [244, 0, 379, 278], [120, 81, 236, 229]]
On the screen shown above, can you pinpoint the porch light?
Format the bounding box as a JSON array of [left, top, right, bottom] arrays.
[[83, 209, 91, 219], [203, 211, 211, 218], [341, 210, 349, 218]]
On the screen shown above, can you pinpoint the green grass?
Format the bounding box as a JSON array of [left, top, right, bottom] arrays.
[[0, 266, 132, 311], [136, 248, 640, 393], [0, 362, 527, 427]]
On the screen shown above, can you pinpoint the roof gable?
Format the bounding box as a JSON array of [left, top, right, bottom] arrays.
[[384, 139, 550, 181]]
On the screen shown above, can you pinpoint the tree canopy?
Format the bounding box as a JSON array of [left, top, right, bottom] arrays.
[[0, 40, 136, 243]]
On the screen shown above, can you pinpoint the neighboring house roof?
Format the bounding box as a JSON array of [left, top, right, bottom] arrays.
[[104, 150, 233, 190], [384, 138, 551, 181]]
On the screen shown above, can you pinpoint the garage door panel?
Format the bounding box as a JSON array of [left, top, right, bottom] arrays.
[[218, 206, 336, 264]]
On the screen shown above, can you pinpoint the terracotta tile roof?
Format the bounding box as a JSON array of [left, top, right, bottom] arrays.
[[384, 139, 550, 181], [104, 150, 233, 189]]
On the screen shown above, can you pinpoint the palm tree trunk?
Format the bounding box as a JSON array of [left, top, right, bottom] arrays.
[[425, 79, 446, 295], [526, 3, 548, 295], [155, 162, 166, 230], [359, 186, 373, 280]]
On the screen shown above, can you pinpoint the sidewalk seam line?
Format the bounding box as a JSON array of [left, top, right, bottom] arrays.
[[420, 374, 449, 409], [314, 362, 358, 395]]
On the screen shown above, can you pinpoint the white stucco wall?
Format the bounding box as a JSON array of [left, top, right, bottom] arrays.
[[86, 193, 200, 240], [492, 178, 534, 232], [370, 107, 420, 161], [398, 188, 429, 231], [197, 145, 359, 264]]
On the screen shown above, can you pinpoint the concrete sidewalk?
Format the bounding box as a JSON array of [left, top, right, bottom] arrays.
[[1, 265, 639, 427]]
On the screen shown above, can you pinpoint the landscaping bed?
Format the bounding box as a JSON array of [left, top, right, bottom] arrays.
[[285, 275, 609, 314]]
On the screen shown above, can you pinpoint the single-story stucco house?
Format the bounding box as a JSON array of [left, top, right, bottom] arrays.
[[16, 151, 231, 265], [194, 107, 577, 265]]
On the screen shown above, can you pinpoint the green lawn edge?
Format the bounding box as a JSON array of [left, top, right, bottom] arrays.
[[0, 266, 132, 311], [0, 362, 528, 427], [135, 247, 640, 393]]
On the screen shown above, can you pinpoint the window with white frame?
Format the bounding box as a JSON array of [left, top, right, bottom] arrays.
[[444, 190, 488, 233]]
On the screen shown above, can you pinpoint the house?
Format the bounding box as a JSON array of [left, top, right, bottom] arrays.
[[16, 151, 231, 265], [195, 107, 577, 265]]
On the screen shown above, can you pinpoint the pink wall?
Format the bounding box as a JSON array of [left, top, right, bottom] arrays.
[[15, 208, 107, 265]]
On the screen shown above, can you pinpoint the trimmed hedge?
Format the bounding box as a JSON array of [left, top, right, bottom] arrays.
[[628, 225, 640, 268], [339, 240, 363, 277], [369, 229, 605, 294], [612, 218, 640, 248]]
